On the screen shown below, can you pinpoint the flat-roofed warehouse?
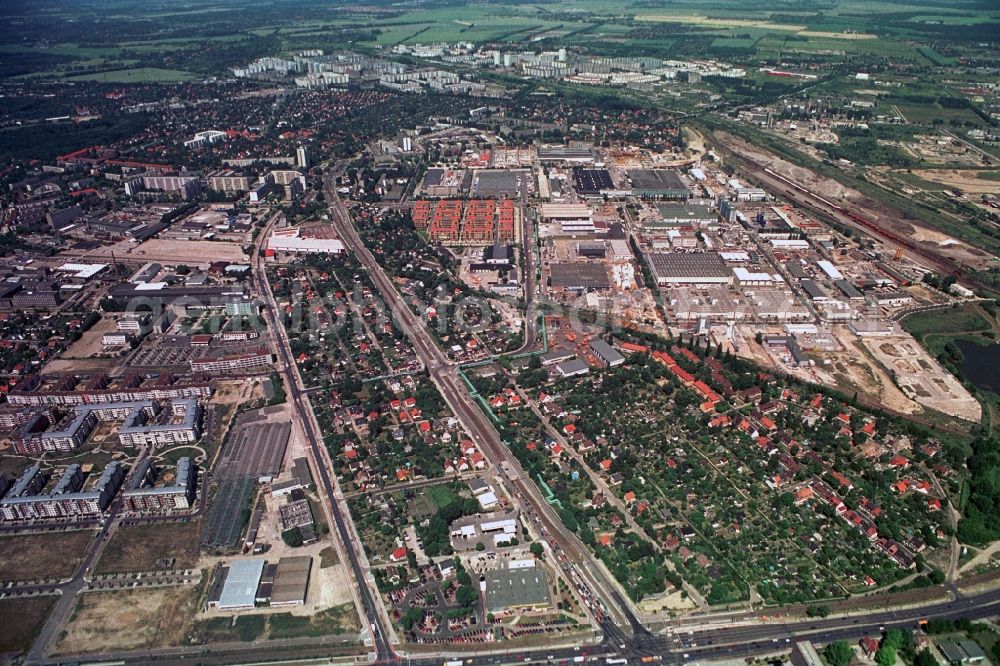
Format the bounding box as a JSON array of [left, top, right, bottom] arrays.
[[216, 420, 290, 481], [471, 169, 525, 197], [572, 168, 613, 195], [549, 263, 610, 291], [423, 168, 445, 187], [215, 558, 265, 610], [485, 565, 551, 613], [537, 146, 595, 164], [269, 555, 313, 606], [627, 169, 690, 199], [647, 252, 733, 285]]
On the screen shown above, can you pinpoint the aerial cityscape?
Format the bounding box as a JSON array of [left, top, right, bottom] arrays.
[[0, 0, 999, 665]]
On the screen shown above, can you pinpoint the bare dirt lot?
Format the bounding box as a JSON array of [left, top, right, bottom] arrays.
[[130, 239, 248, 264], [637, 589, 698, 614], [862, 334, 981, 422], [42, 356, 124, 375], [0, 531, 93, 582], [67, 238, 248, 265], [0, 597, 57, 657], [911, 169, 1000, 195], [55, 586, 200, 655], [61, 316, 123, 359], [96, 520, 202, 574], [816, 327, 924, 416]]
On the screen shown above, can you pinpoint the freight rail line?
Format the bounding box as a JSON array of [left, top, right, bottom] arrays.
[[757, 165, 994, 293]]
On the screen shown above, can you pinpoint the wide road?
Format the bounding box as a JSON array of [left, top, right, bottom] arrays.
[[252, 210, 395, 660], [323, 175, 639, 633], [44, 584, 1000, 666]]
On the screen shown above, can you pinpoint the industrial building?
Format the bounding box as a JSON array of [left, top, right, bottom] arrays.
[[549, 263, 610, 291], [207, 556, 311, 610], [270, 556, 313, 606], [589, 339, 625, 367], [647, 253, 733, 286], [267, 229, 345, 255], [450, 512, 519, 550], [212, 558, 267, 610], [791, 641, 825, 666], [937, 640, 987, 665], [555, 359, 590, 377], [484, 563, 551, 613], [626, 169, 689, 199]]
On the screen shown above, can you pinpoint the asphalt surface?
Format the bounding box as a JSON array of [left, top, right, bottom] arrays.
[[253, 210, 395, 661], [323, 177, 637, 632], [27, 189, 1000, 666]]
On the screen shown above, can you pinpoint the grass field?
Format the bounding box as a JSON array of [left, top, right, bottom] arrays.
[[426, 483, 459, 511], [188, 615, 266, 644], [0, 597, 57, 657], [900, 303, 1000, 434], [266, 604, 360, 639], [900, 304, 993, 345], [0, 531, 93, 582], [917, 45, 955, 66], [62, 67, 196, 83], [319, 545, 340, 568], [96, 520, 202, 574]]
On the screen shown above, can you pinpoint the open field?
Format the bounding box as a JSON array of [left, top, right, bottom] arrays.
[[266, 604, 360, 639], [911, 169, 1000, 195], [63, 67, 197, 83], [900, 304, 994, 344], [61, 316, 123, 359], [125, 238, 249, 264], [55, 586, 201, 655], [96, 520, 202, 574], [0, 597, 57, 658], [0, 531, 93, 582], [862, 335, 982, 422], [188, 615, 267, 644]]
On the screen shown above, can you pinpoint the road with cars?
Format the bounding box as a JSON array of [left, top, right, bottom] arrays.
[[28, 189, 1000, 666], [323, 174, 639, 634]]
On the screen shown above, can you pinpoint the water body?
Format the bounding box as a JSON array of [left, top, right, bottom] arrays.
[[954, 339, 1000, 394]]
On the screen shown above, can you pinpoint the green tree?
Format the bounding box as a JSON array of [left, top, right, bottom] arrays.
[[456, 584, 478, 608], [876, 646, 897, 666], [824, 640, 854, 666], [281, 527, 303, 547]]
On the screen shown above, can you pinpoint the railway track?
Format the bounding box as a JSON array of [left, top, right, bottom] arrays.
[[716, 142, 995, 295]]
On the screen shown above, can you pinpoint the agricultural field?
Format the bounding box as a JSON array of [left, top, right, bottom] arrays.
[[3, 0, 996, 86], [63, 67, 197, 83]]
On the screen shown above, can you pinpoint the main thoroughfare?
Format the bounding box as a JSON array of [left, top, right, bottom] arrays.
[[43, 196, 999, 666], [321, 176, 639, 632], [253, 209, 396, 660], [312, 181, 1000, 663]]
